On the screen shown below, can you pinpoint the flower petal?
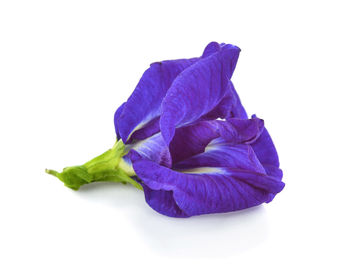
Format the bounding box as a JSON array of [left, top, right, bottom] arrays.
[[123, 81, 249, 142], [201, 82, 248, 120], [129, 82, 249, 141], [125, 132, 171, 167], [218, 117, 264, 144], [174, 144, 266, 174], [115, 42, 234, 143], [169, 120, 219, 164], [142, 185, 189, 217], [226, 82, 248, 119], [250, 118, 283, 180], [169, 117, 264, 164], [116, 58, 198, 143], [130, 150, 284, 217], [114, 102, 125, 139], [160, 44, 241, 145], [127, 117, 160, 141], [201, 41, 222, 58], [251, 127, 280, 167], [125, 117, 263, 168]]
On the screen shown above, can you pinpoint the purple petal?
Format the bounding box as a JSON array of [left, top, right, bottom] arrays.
[[125, 133, 171, 167], [160, 44, 241, 145], [142, 185, 188, 217], [128, 117, 160, 141], [169, 118, 264, 164], [263, 164, 283, 180], [125, 117, 263, 168], [188, 44, 247, 121], [117, 58, 198, 143], [251, 127, 280, 167], [223, 117, 264, 143], [174, 144, 266, 174], [250, 120, 283, 180], [201, 82, 248, 120], [249, 116, 283, 201], [226, 83, 248, 119], [130, 150, 284, 217], [169, 120, 219, 164], [115, 42, 234, 143], [114, 102, 125, 139], [201, 41, 222, 58]]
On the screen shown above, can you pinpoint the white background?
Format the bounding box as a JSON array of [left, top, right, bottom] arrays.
[[1, 0, 349, 271]]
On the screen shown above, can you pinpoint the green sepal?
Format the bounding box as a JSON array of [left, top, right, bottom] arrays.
[[46, 139, 142, 190], [46, 166, 92, 190]]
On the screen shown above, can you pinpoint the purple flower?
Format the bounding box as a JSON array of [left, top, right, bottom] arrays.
[[46, 42, 284, 218], [114, 42, 284, 217]]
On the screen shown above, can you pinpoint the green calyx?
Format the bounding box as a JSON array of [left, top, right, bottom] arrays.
[[45, 139, 142, 190]]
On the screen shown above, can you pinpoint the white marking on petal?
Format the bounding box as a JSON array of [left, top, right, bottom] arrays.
[[204, 137, 228, 152], [125, 132, 166, 163], [126, 112, 160, 141], [178, 167, 226, 174]]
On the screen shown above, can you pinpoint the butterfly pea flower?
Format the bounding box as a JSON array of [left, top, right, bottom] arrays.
[[46, 42, 284, 217]]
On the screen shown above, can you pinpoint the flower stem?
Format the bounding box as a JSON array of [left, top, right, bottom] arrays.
[[45, 169, 60, 177], [45, 139, 142, 190]]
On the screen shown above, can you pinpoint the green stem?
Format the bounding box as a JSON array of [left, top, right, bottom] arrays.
[[45, 169, 60, 177], [45, 139, 142, 191]]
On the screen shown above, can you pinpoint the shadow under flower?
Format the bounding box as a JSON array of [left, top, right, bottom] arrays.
[[78, 182, 269, 258]]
